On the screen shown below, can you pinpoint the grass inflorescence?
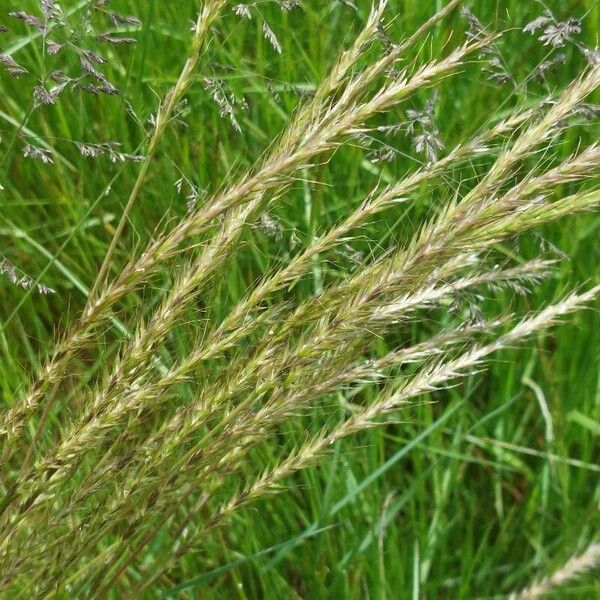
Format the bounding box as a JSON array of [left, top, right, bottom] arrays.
[[0, 1, 599, 598]]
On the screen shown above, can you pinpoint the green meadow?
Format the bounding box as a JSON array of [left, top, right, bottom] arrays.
[[0, 1, 598, 597]]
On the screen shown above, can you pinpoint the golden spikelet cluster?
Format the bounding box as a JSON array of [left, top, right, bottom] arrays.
[[0, 1, 599, 596]]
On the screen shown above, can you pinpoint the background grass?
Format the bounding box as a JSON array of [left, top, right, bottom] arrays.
[[0, 0, 599, 597]]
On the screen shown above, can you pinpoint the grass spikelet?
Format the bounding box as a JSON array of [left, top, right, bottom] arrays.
[[511, 541, 600, 599]]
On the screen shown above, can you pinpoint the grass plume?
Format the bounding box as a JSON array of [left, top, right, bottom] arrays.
[[0, 1, 598, 597]]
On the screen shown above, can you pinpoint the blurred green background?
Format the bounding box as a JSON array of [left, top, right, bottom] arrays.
[[0, 1, 599, 597]]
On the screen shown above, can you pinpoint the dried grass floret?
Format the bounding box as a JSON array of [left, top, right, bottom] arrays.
[[0, 258, 55, 294]]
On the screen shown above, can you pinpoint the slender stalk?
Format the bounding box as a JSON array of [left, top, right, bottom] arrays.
[[88, 0, 227, 302]]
